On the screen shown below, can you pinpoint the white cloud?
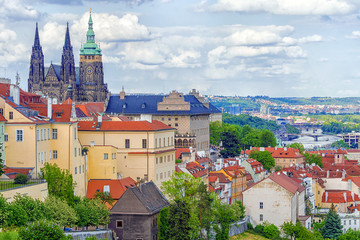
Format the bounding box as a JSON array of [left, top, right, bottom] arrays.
[[207, 0, 356, 15], [0, 24, 27, 66], [224, 29, 282, 46], [71, 13, 151, 42], [347, 31, 360, 39], [0, 0, 39, 20]]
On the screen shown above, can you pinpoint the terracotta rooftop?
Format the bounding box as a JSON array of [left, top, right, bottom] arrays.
[[322, 190, 360, 203], [208, 172, 231, 183], [86, 177, 137, 200], [268, 172, 305, 194]]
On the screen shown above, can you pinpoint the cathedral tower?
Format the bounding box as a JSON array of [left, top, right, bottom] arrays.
[[79, 12, 108, 102], [60, 22, 76, 102], [28, 23, 45, 94]]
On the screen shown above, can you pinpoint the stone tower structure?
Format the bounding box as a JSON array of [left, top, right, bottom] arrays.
[[28, 23, 45, 94], [78, 12, 108, 102], [60, 22, 76, 102]]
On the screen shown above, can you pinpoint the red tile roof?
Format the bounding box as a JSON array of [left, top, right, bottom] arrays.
[[0, 113, 6, 122], [3, 167, 33, 179], [322, 190, 360, 203], [247, 159, 265, 173], [86, 177, 137, 200], [196, 157, 211, 164], [268, 173, 305, 194], [175, 148, 190, 159], [186, 162, 207, 178], [78, 120, 174, 131], [52, 104, 73, 122], [243, 147, 303, 159], [208, 172, 231, 183]]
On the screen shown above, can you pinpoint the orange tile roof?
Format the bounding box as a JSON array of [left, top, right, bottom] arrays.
[[78, 120, 174, 131], [52, 104, 73, 122], [322, 190, 360, 203], [186, 162, 207, 178], [196, 157, 211, 164], [243, 147, 303, 159], [0, 113, 6, 122], [208, 172, 231, 183], [86, 177, 137, 200]]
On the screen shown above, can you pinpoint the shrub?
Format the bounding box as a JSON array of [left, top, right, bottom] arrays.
[[247, 222, 253, 230], [85, 237, 100, 240], [14, 174, 28, 184], [263, 223, 280, 239], [254, 224, 264, 234], [175, 159, 182, 163], [18, 219, 67, 240]]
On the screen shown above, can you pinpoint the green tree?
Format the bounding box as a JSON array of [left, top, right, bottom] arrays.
[[18, 219, 68, 240], [94, 191, 115, 206], [5, 202, 29, 227], [262, 223, 280, 239], [167, 199, 191, 240], [0, 194, 8, 227], [304, 153, 323, 168], [321, 209, 343, 239], [75, 198, 110, 228], [331, 140, 350, 149], [210, 121, 223, 146], [158, 207, 170, 240], [213, 201, 237, 240], [41, 163, 75, 205], [249, 150, 275, 170], [338, 229, 360, 240], [44, 195, 77, 228], [260, 129, 276, 147], [288, 142, 305, 154], [220, 130, 241, 158], [161, 172, 202, 203], [12, 194, 46, 222], [282, 220, 316, 240], [195, 183, 215, 239]]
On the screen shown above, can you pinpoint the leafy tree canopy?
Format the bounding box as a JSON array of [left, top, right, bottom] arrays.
[[304, 153, 323, 168], [249, 150, 275, 170], [41, 163, 75, 205]]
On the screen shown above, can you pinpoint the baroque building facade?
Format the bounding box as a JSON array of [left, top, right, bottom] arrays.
[[28, 13, 108, 103]]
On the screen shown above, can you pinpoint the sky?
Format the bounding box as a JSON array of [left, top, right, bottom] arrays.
[[2, 0, 360, 97]]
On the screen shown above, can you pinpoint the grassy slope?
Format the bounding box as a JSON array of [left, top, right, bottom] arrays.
[[230, 231, 270, 240]]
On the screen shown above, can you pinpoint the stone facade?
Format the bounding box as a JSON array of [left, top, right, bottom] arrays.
[[28, 13, 108, 103]]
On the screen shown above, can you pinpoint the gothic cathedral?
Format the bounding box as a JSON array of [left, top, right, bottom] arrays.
[[28, 12, 108, 103]]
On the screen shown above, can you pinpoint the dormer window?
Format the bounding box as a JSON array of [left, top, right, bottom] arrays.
[[123, 104, 127, 109], [141, 103, 146, 108], [55, 111, 63, 118]]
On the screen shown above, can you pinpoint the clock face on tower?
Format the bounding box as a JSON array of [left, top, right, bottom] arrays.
[[86, 66, 93, 75]]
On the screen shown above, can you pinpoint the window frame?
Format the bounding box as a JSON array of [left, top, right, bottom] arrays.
[[125, 139, 130, 148], [116, 220, 123, 229], [52, 129, 58, 140], [16, 129, 23, 142]]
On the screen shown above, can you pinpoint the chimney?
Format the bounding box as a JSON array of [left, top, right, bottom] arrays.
[[47, 98, 52, 119], [326, 192, 328, 202], [352, 192, 355, 201], [344, 192, 347, 203], [103, 185, 110, 194], [342, 170, 345, 179], [260, 147, 265, 151], [284, 147, 287, 151], [98, 115, 102, 123], [327, 170, 329, 178], [275, 147, 278, 150]]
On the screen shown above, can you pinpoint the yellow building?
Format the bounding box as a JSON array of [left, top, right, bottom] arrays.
[[2, 91, 87, 196], [78, 120, 176, 187]]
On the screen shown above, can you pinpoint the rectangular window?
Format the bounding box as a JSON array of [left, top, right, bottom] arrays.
[[9, 112, 13, 120], [125, 139, 130, 148], [155, 139, 157, 148], [116, 220, 123, 229], [74, 148, 77, 157], [113, 167, 115, 173], [41, 129, 43, 141], [75, 167, 77, 174], [104, 153, 108, 159], [37, 130, 40, 141], [52, 129, 58, 139], [44, 151, 47, 162], [175, 123, 178, 127], [40, 152, 43, 163], [74, 127, 77, 139], [160, 157, 163, 164], [79, 165, 81, 174], [0, 108, 3, 115], [49, 150, 51, 159], [260, 214, 263, 221], [4, 134, 8, 142], [260, 202, 263, 209], [16, 130, 23, 142], [53, 150, 58, 159], [48, 128, 50, 139], [142, 139, 147, 149]]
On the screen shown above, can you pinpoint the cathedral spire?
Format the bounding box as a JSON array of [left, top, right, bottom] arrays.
[[64, 22, 71, 49], [34, 22, 41, 48], [86, 11, 95, 44]]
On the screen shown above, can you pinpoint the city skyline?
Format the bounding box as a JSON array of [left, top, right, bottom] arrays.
[[2, 0, 360, 97]]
